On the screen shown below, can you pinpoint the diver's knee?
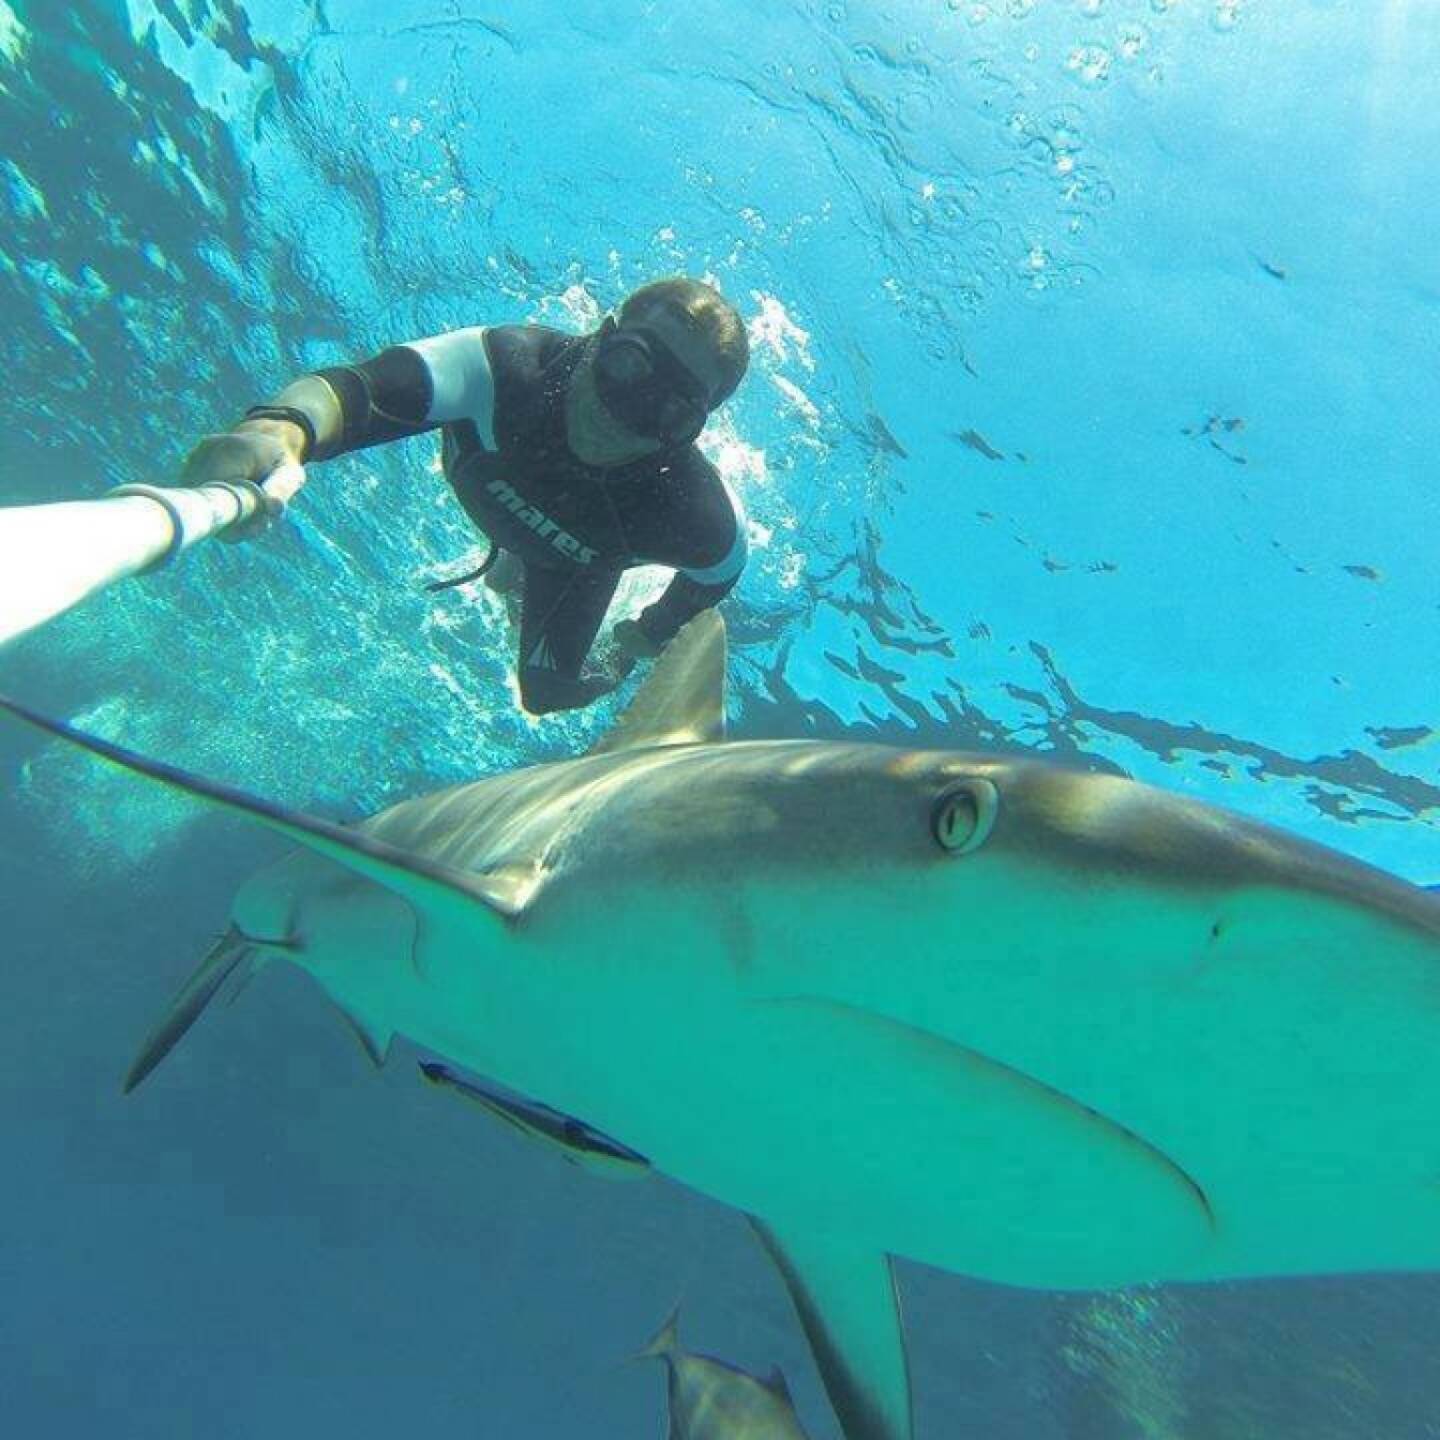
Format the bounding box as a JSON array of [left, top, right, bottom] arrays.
[[519, 669, 612, 716], [518, 668, 569, 716]]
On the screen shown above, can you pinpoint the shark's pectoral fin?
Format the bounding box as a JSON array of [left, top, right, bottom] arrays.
[[124, 927, 260, 1093], [750, 1216, 912, 1440], [0, 693, 531, 925], [588, 610, 727, 755]]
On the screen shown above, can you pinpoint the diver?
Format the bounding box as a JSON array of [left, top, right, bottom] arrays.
[[180, 277, 751, 715]]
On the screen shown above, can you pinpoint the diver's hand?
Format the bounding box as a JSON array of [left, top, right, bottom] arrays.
[[610, 618, 662, 676], [179, 420, 308, 540]]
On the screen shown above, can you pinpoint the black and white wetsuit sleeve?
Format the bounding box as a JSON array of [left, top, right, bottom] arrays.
[[633, 461, 749, 647], [274, 327, 497, 459]]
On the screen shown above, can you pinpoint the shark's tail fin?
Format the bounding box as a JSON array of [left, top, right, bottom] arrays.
[[636, 1305, 682, 1365], [122, 926, 260, 1093]]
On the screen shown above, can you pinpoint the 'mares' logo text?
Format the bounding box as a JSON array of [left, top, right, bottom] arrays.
[[485, 477, 598, 564]]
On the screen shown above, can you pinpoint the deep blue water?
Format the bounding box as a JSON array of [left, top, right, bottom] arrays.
[[2, 1, 1439, 1436]]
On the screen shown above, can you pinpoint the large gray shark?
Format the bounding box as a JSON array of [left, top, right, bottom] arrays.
[[5, 611, 1440, 1440]]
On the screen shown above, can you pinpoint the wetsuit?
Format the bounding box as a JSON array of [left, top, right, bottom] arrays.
[[302, 324, 747, 714]]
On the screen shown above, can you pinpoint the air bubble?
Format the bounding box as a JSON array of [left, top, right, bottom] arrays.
[[1065, 44, 1112, 86], [1050, 118, 1081, 149], [1213, 0, 1242, 30], [1117, 23, 1148, 60]]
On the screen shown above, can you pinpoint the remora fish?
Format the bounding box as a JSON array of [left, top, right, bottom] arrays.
[[6, 612, 1440, 1440], [640, 1309, 811, 1440], [418, 1060, 649, 1179]]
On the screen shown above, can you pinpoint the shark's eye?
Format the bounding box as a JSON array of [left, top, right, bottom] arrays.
[[931, 779, 998, 855]]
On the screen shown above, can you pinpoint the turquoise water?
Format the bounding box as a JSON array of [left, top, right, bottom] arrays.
[[2, 1, 1439, 1435]]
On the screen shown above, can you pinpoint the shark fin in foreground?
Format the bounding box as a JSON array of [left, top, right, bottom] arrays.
[[0, 691, 531, 922]]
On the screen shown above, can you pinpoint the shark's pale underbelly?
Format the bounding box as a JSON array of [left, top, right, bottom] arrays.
[[376, 869, 1440, 1292], [371, 891, 1208, 1291]]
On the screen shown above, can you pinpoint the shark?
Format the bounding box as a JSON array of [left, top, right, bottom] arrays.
[[4, 611, 1440, 1440]]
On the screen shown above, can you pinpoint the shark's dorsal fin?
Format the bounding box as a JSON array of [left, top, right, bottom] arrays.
[[589, 611, 727, 756]]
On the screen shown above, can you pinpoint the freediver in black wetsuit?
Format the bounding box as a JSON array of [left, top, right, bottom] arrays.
[[180, 277, 751, 715]]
